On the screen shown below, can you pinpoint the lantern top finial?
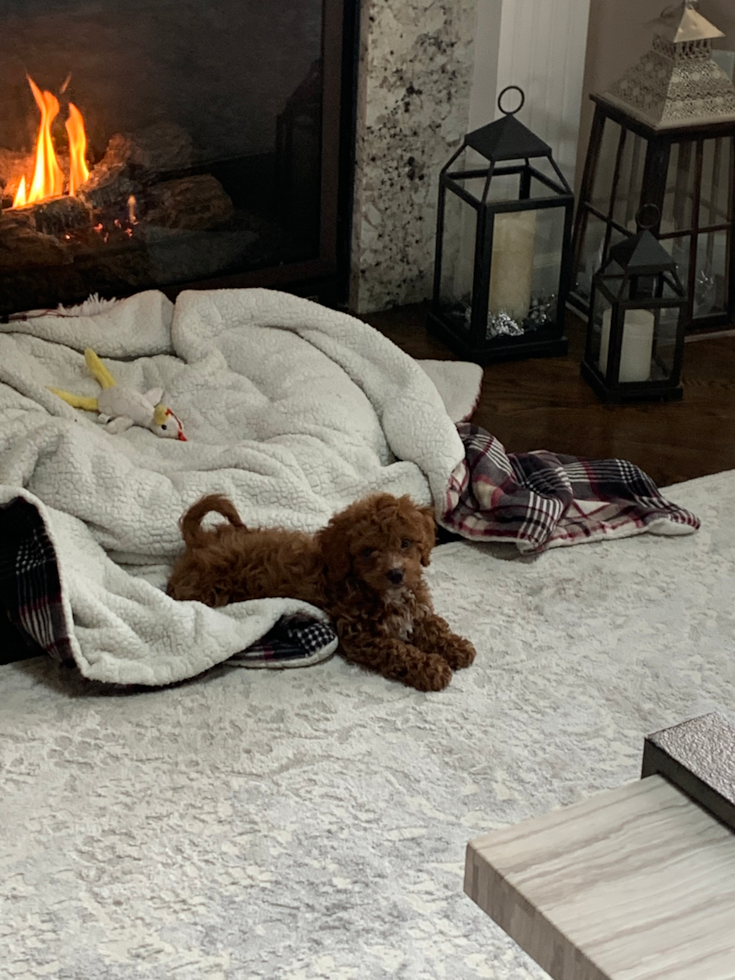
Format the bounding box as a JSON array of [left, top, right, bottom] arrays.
[[600, 0, 735, 128], [462, 86, 552, 164], [654, 1, 724, 43], [605, 226, 677, 277], [636, 203, 660, 232]]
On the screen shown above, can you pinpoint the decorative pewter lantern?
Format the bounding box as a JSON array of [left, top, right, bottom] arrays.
[[428, 87, 574, 364], [581, 208, 687, 402], [571, 1, 735, 334]]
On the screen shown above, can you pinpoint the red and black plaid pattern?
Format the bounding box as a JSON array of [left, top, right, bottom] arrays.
[[442, 423, 700, 552]]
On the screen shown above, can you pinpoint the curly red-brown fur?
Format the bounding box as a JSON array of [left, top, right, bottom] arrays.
[[167, 492, 476, 690]]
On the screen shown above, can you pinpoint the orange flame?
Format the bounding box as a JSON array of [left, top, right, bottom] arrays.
[[12, 176, 27, 208], [26, 76, 64, 204], [66, 102, 90, 195], [11, 75, 89, 208]]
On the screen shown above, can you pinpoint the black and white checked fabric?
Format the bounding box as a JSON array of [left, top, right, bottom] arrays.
[[227, 616, 338, 668], [0, 497, 75, 664]]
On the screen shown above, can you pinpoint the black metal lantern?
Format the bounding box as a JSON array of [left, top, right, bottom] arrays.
[[581, 210, 687, 402], [428, 87, 575, 364]]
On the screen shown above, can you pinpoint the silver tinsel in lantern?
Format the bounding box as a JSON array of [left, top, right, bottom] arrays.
[[525, 294, 555, 331], [486, 311, 524, 339]]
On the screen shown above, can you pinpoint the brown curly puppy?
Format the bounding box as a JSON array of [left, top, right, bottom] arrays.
[[167, 492, 476, 691]]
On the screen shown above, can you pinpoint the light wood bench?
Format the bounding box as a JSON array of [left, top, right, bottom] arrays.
[[465, 716, 735, 980]]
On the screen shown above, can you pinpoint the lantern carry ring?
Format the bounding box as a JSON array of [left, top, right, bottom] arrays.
[[497, 86, 525, 117]]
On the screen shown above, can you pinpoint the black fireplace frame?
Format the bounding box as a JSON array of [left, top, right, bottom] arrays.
[[173, 0, 359, 307]]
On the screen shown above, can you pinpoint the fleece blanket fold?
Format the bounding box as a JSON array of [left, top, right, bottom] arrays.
[[0, 289, 466, 686]]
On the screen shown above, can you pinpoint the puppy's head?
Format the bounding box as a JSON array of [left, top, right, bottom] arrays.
[[318, 493, 435, 595]]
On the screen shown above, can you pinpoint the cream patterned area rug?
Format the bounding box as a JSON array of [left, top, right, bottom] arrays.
[[2, 469, 734, 980]]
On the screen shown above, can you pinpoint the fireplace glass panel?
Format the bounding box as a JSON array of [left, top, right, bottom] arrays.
[[0, 0, 332, 314]]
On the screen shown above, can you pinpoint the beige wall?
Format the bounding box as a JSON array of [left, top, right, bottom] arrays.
[[576, 0, 735, 192]]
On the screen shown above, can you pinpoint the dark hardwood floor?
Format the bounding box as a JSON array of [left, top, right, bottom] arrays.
[[362, 303, 735, 489]]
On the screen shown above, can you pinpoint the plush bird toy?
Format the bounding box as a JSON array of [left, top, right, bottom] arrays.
[[49, 348, 187, 441]]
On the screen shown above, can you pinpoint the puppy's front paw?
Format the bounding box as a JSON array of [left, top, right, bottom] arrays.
[[440, 636, 476, 670], [411, 654, 453, 692]]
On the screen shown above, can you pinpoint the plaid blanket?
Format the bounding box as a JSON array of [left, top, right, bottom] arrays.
[[0, 497, 337, 672], [442, 423, 700, 553]]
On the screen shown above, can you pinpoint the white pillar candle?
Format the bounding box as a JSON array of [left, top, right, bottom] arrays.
[[599, 308, 655, 383], [488, 210, 536, 321]]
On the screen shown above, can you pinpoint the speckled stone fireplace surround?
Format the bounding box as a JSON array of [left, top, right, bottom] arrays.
[[349, 0, 478, 314]]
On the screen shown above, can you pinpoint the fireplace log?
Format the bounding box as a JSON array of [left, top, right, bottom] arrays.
[[142, 174, 234, 231], [77, 161, 141, 210], [32, 195, 92, 235], [77, 120, 197, 209], [128, 122, 195, 176], [100, 123, 194, 180], [0, 216, 68, 268]]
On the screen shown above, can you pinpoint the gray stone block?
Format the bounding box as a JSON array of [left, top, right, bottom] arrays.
[[642, 712, 735, 832]]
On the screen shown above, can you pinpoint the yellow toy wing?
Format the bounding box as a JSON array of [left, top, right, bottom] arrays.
[[48, 387, 99, 412], [84, 348, 116, 390]]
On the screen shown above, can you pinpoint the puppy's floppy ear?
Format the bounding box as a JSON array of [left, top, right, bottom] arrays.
[[316, 514, 353, 582], [418, 505, 436, 567]]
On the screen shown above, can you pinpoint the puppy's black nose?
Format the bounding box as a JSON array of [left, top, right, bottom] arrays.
[[387, 568, 404, 585]]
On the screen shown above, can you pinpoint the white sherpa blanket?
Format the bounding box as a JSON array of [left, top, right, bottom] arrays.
[[0, 289, 467, 686]]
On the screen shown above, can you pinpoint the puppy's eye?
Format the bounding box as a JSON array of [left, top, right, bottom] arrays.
[[361, 547, 376, 559], [401, 538, 411, 549]]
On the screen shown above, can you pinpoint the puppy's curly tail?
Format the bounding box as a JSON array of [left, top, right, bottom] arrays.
[[179, 493, 245, 548]]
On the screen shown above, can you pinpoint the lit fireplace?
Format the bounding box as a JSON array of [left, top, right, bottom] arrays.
[[0, 71, 244, 292], [0, 0, 350, 318]]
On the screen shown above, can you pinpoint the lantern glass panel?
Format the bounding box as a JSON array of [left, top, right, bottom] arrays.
[[610, 131, 647, 233], [650, 305, 680, 383], [660, 229, 728, 319], [575, 212, 629, 304], [487, 170, 526, 205], [525, 171, 560, 199], [693, 230, 728, 316], [438, 186, 477, 331], [661, 143, 694, 234], [446, 148, 490, 205], [533, 205, 567, 306], [700, 137, 731, 227], [589, 284, 613, 374], [624, 273, 656, 303], [590, 118, 621, 213]]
